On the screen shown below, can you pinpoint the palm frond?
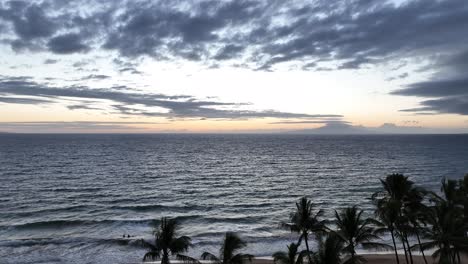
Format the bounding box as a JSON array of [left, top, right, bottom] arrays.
[[230, 253, 254, 264], [361, 242, 393, 251], [138, 239, 158, 251], [143, 251, 160, 261], [176, 254, 201, 264], [343, 255, 366, 264], [170, 236, 192, 253], [201, 252, 220, 263], [272, 251, 289, 264]]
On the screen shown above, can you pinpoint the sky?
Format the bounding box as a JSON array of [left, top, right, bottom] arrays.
[[0, 0, 467, 133]]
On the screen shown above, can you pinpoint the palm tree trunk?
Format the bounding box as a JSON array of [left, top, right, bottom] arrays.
[[303, 232, 313, 264], [391, 230, 400, 264], [162, 250, 170, 264], [350, 241, 356, 264], [415, 232, 428, 264], [401, 236, 409, 264], [404, 235, 414, 264]]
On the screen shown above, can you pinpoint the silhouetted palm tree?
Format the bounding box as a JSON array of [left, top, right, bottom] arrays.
[[272, 242, 307, 264], [460, 174, 468, 224], [311, 233, 344, 264], [418, 200, 468, 264], [283, 197, 325, 264], [141, 217, 198, 264], [373, 173, 421, 264], [335, 206, 391, 264], [419, 177, 468, 264], [402, 189, 430, 264], [201, 232, 254, 264]]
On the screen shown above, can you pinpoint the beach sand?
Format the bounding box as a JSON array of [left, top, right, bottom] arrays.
[[252, 254, 467, 264], [139, 254, 468, 264]]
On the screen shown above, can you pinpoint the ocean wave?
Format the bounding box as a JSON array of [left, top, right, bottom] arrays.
[[0, 236, 142, 248], [51, 187, 104, 192], [1, 214, 263, 231], [109, 204, 211, 212], [10, 205, 91, 217], [1, 219, 156, 230]]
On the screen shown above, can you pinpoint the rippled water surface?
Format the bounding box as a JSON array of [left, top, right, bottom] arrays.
[[1, 134, 467, 263]]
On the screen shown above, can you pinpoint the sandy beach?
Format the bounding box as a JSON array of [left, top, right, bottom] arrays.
[[251, 254, 468, 264]]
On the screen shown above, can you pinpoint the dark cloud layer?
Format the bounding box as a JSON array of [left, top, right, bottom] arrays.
[[0, 76, 341, 120], [0, 121, 159, 132], [392, 51, 468, 115], [0, 0, 466, 68], [47, 33, 89, 54], [1, 0, 467, 115], [0, 96, 51, 104]]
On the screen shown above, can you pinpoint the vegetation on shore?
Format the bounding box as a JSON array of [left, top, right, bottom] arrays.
[[139, 174, 468, 264]]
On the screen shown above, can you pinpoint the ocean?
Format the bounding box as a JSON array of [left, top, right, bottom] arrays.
[[1, 134, 467, 263]]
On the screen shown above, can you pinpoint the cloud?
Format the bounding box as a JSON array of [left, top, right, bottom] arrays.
[[1, 0, 467, 117], [47, 33, 89, 54], [0, 75, 340, 120], [213, 45, 245, 60], [269, 119, 348, 125], [118, 67, 143, 75], [391, 48, 468, 115], [0, 121, 161, 133], [402, 120, 420, 125], [66, 104, 102, 110], [392, 78, 468, 98], [43, 59, 58, 64], [0, 0, 465, 71], [0, 96, 52, 104], [77, 74, 111, 81], [4, 2, 57, 39]]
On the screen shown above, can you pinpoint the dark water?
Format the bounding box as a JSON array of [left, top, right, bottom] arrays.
[[1, 134, 467, 263]]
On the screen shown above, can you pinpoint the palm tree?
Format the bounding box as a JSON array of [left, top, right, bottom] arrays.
[[141, 217, 198, 264], [373, 173, 421, 264], [272, 242, 307, 264], [420, 177, 468, 264], [402, 190, 430, 264], [461, 174, 468, 223], [311, 233, 344, 264], [335, 206, 391, 264], [283, 197, 325, 264], [201, 232, 254, 264], [418, 200, 468, 264]]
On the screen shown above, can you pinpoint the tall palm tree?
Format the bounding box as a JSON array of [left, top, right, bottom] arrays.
[[141, 217, 198, 264], [283, 197, 325, 264], [272, 242, 307, 264], [402, 189, 430, 264], [201, 232, 254, 264], [372, 173, 421, 264], [335, 206, 391, 264], [461, 174, 468, 223], [311, 233, 344, 264], [420, 177, 468, 264], [418, 200, 468, 264], [372, 202, 401, 264]]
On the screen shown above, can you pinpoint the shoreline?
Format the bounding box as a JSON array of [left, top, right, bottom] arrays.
[[249, 254, 464, 264], [137, 255, 449, 264], [137, 253, 468, 264]]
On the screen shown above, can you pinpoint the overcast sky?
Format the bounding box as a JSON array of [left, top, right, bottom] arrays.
[[0, 0, 467, 133]]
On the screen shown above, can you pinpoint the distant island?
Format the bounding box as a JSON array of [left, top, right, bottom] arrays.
[[287, 123, 468, 135]]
